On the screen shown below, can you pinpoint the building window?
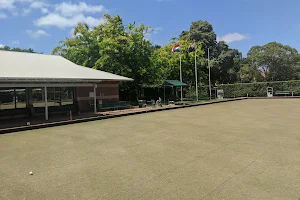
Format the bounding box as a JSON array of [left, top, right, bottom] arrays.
[[32, 88, 44, 108], [0, 88, 26, 110], [32, 87, 74, 107]]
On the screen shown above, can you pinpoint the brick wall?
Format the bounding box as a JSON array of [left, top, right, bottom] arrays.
[[75, 82, 119, 112]]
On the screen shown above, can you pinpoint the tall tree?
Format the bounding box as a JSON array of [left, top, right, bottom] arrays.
[[247, 42, 299, 81], [151, 40, 204, 94], [236, 58, 264, 83], [52, 14, 158, 100], [179, 20, 242, 84], [180, 20, 217, 54]]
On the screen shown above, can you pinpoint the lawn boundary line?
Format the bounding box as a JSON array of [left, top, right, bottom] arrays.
[[0, 97, 247, 134], [248, 96, 300, 99]]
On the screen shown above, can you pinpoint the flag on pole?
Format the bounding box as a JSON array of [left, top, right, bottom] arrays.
[[187, 41, 196, 53], [172, 44, 181, 53]]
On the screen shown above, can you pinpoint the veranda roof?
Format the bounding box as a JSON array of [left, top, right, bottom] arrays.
[[0, 50, 132, 83], [164, 80, 187, 87]]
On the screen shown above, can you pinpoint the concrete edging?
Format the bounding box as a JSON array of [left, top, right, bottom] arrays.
[[0, 97, 247, 134], [248, 96, 300, 99]]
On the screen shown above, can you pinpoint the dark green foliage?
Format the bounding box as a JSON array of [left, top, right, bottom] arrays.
[[219, 81, 300, 98], [247, 42, 300, 81], [51, 14, 300, 101], [180, 20, 243, 85], [0, 46, 36, 53], [53, 14, 155, 101]]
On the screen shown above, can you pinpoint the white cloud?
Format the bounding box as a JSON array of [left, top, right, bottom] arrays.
[[33, 2, 106, 29], [54, 2, 105, 17], [41, 7, 48, 13], [0, 43, 4, 48], [69, 28, 75, 36], [1, 1, 106, 29], [11, 10, 18, 15], [144, 33, 151, 41], [69, 27, 84, 38], [217, 33, 249, 44], [26, 29, 50, 38], [18, 0, 34, 3], [0, 12, 7, 18], [0, 0, 15, 9], [21, 1, 49, 15], [0, 0, 34, 10], [4, 1, 105, 16], [1, 0, 49, 16], [11, 40, 19, 45], [34, 13, 104, 29], [22, 8, 30, 15], [29, 1, 45, 8], [153, 27, 163, 34], [145, 26, 163, 41]]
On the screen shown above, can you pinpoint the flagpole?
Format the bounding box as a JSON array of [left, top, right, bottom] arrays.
[[194, 42, 198, 102], [208, 48, 212, 100], [180, 53, 183, 102]]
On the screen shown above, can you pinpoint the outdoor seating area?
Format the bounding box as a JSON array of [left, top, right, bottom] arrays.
[[98, 101, 131, 112], [163, 80, 188, 104], [275, 90, 294, 96], [0, 100, 181, 131], [0, 50, 132, 121]]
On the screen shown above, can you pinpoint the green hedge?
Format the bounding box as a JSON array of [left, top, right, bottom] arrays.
[[218, 81, 300, 98]]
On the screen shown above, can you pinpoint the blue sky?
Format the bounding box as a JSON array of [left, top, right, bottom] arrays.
[[0, 0, 300, 56]]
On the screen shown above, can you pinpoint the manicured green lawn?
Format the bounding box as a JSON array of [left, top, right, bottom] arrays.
[[1, 99, 300, 199]]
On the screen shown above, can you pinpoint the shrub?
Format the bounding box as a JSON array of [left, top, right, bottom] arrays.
[[218, 80, 300, 98]]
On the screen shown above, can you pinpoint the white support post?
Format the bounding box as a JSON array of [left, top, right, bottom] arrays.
[[195, 49, 198, 101], [44, 86, 48, 120], [179, 54, 183, 102], [94, 84, 97, 114], [164, 82, 166, 105], [208, 48, 212, 100]]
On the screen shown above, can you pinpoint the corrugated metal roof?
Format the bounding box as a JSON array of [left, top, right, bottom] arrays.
[[0, 50, 132, 82]]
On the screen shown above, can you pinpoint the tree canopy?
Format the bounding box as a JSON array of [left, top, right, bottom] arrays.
[[52, 14, 300, 99], [247, 42, 300, 81], [52, 14, 157, 100], [0, 46, 36, 53]]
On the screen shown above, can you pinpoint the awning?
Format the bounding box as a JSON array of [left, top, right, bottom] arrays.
[[164, 80, 187, 87]]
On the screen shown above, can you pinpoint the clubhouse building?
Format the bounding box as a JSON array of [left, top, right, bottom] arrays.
[[0, 50, 132, 120]]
